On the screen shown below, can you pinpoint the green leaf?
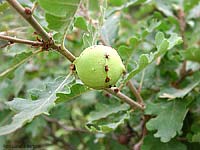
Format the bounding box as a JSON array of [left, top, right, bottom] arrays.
[[0, 51, 40, 79], [56, 83, 90, 103], [0, 79, 14, 102], [187, 120, 200, 142], [145, 100, 189, 142], [168, 33, 183, 49], [45, 14, 71, 33], [0, 65, 25, 101], [0, 74, 74, 136], [118, 19, 161, 65], [146, 19, 161, 33], [0, 1, 8, 12], [180, 48, 200, 62], [87, 112, 130, 133], [154, 0, 175, 17], [38, 0, 80, 17], [155, 32, 165, 49], [187, 3, 200, 19], [101, 12, 120, 46], [107, 0, 145, 15], [38, 0, 81, 33], [118, 44, 135, 65], [124, 32, 182, 83], [25, 117, 47, 138], [86, 103, 129, 133], [74, 16, 88, 31], [88, 103, 129, 122], [141, 134, 187, 150], [0, 136, 6, 150], [159, 75, 200, 100], [13, 65, 25, 96]]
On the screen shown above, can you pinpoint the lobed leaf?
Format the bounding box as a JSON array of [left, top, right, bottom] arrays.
[[74, 16, 88, 31], [107, 0, 145, 16], [141, 134, 187, 150], [38, 0, 81, 33], [159, 76, 200, 100], [0, 74, 74, 136], [145, 100, 190, 142], [0, 51, 40, 79], [56, 83, 90, 103], [124, 32, 182, 83], [101, 12, 120, 46], [180, 48, 200, 62], [87, 112, 130, 133], [118, 19, 161, 66], [86, 103, 129, 133]]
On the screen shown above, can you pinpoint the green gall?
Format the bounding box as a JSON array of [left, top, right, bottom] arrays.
[[74, 45, 125, 89]]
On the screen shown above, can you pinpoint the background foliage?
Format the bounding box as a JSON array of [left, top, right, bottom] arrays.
[[0, 0, 200, 149]]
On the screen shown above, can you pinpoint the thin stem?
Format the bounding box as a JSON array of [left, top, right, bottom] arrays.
[[56, 46, 76, 62], [133, 115, 150, 150], [177, 8, 187, 77], [127, 81, 144, 104], [43, 115, 88, 133], [0, 42, 10, 48], [0, 34, 43, 46], [105, 88, 145, 110], [138, 69, 145, 93], [31, 1, 38, 13]]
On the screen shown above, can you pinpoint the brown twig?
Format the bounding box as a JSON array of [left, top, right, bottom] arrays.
[[6, 0, 75, 62], [173, 69, 193, 87], [43, 115, 88, 133], [127, 81, 144, 104], [0, 42, 10, 48], [0, 34, 43, 46], [133, 115, 150, 150], [105, 88, 145, 110], [177, 8, 188, 79]]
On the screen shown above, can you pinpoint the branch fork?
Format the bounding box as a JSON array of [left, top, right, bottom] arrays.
[[3, 0, 145, 111]]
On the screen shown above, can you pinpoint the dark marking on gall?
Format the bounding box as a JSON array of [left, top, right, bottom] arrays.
[[123, 70, 126, 75], [105, 53, 109, 59], [70, 64, 76, 71], [105, 65, 109, 72], [105, 77, 110, 83]]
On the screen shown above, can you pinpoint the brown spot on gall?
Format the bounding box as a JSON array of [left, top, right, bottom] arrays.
[[123, 70, 126, 75], [105, 53, 109, 59], [105, 77, 110, 83], [70, 64, 76, 71], [105, 65, 109, 72]]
